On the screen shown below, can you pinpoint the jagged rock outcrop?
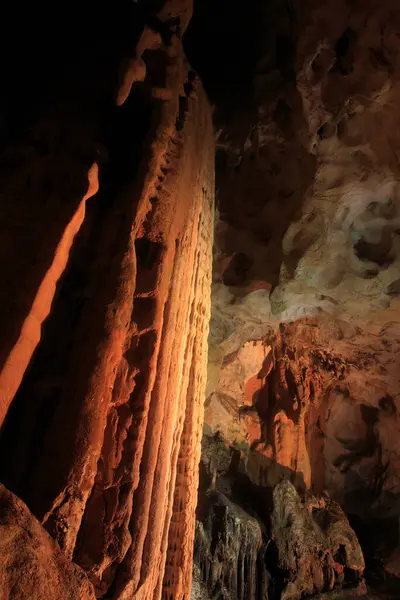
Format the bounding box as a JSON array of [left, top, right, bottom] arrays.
[[0, 484, 95, 600], [204, 315, 400, 498], [193, 491, 265, 600], [201, 315, 400, 581], [192, 449, 367, 600], [0, 1, 214, 599], [272, 480, 365, 599]]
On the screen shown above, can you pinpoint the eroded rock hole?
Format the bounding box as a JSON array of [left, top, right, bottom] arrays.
[[353, 226, 393, 266], [132, 297, 157, 331], [134, 237, 163, 294], [222, 252, 253, 286]]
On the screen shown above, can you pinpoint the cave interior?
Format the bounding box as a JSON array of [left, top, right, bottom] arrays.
[[1, 1, 400, 599]]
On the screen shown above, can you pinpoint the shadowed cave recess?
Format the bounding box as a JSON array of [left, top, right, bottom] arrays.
[[1, 0, 400, 599]]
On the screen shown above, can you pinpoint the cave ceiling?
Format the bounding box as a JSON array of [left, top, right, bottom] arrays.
[[187, 0, 400, 335]]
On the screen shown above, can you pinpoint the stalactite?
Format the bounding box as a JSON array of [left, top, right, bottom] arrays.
[[192, 491, 265, 600]]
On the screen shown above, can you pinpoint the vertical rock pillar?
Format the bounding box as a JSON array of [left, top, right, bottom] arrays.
[[0, 2, 214, 599], [110, 63, 214, 600]]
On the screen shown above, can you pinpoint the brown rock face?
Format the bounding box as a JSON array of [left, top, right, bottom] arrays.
[[0, 1, 213, 599], [271, 480, 365, 599], [193, 432, 367, 600], [198, 314, 400, 596], [4, 0, 400, 598], [0, 484, 95, 600]]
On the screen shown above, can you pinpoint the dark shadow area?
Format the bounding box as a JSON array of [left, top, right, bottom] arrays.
[[184, 0, 317, 291], [0, 0, 162, 537], [0, 0, 152, 149], [183, 0, 266, 110]]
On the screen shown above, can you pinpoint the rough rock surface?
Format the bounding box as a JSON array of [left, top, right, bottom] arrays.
[[192, 435, 367, 600], [198, 314, 400, 596], [271, 480, 365, 599], [0, 484, 95, 600], [0, 1, 213, 599], [2, 0, 400, 598], [189, 0, 400, 329], [205, 316, 400, 506], [193, 490, 264, 600], [184, 0, 400, 597]]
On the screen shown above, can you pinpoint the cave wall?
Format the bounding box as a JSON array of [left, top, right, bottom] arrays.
[[0, 1, 214, 599], [204, 316, 400, 502], [188, 0, 400, 597], [3, 0, 400, 598], [195, 0, 400, 512]]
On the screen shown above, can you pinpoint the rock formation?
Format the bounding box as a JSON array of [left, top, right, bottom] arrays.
[[185, 0, 400, 598], [271, 480, 365, 599], [3, 0, 400, 598], [0, 485, 96, 600], [193, 423, 369, 600], [0, 1, 213, 599], [192, 490, 265, 600]]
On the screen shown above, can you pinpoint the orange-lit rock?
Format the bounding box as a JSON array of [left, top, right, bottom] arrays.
[[116, 58, 146, 106], [0, 484, 95, 600], [0, 2, 213, 599], [0, 159, 99, 430], [198, 311, 400, 594]]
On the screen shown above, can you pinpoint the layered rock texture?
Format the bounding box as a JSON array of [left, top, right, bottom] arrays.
[[0, 1, 213, 599], [3, 0, 400, 599]]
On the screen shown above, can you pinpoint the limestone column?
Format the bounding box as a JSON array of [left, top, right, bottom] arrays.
[[0, 1, 214, 599]]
